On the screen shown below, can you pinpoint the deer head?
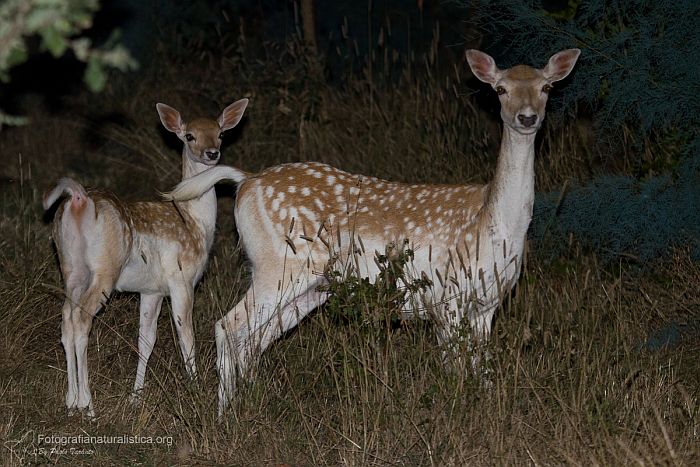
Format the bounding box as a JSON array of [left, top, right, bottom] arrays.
[[466, 49, 580, 135], [156, 99, 249, 166]]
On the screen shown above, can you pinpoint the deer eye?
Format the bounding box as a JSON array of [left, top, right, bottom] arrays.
[[495, 86, 506, 95], [218, 132, 224, 140], [185, 134, 195, 142], [542, 84, 553, 93]]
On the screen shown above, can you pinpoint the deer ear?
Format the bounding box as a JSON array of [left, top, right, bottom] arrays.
[[543, 49, 581, 82], [156, 103, 185, 136], [466, 50, 501, 86], [218, 98, 249, 131]]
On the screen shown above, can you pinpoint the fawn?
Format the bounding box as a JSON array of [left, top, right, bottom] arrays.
[[43, 99, 249, 416], [165, 49, 580, 416]]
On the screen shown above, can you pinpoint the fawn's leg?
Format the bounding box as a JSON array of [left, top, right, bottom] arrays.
[[61, 299, 79, 409], [73, 273, 116, 416], [62, 266, 89, 410], [131, 293, 164, 404], [169, 281, 197, 380]]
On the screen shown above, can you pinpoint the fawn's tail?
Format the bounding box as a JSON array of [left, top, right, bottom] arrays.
[[43, 178, 89, 211]]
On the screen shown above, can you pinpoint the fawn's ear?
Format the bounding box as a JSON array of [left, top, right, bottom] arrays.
[[466, 50, 501, 86], [156, 103, 185, 136], [543, 49, 581, 82], [218, 98, 249, 132]]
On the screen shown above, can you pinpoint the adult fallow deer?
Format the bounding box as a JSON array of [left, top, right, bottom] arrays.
[[165, 49, 580, 416]]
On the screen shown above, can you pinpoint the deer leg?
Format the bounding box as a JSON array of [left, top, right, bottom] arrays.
[[215, 279, 281, 417], [130, 293, 164, 405], [72, 273, 115, 416], [169, 282, 197, 381], [61, 299, 78, 410], [434, 285, 495, 375], [257, 284, 328, 354], [61, 266, 89, 411], [216, 275, 327, 417], [434, 288, 466, 365], [467, 303, 496, 372]]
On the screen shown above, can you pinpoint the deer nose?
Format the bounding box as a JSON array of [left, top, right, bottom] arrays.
[[205, 149, 220, 160], [517, 114, 538, 127]]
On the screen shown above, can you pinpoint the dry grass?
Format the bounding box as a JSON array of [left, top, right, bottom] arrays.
[[0, 37, 698, 465]]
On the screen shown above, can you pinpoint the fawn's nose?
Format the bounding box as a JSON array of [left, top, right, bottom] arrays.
[[517, 114, 538, 127], [205, 149, 220, 160]]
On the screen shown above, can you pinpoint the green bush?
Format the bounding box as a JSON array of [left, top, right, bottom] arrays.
[[0, 0, 137, 126]]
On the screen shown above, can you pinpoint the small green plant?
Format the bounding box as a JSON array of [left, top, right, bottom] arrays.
[[322, 239, 432, 342]]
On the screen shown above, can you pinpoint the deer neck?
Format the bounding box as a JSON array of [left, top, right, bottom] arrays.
[[483, 125, 536, 249], [179, 148, 218, 250]]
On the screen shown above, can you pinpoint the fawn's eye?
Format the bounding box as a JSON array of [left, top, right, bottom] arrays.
[[542, 84, 553, 93], [496, 86, 506, 95], [218, 132, 224, 140], [185, 134, 195, 142]]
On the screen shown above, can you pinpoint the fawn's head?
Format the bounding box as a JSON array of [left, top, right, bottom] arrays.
[[156, 99, 249, 165], [466, 49, 580, 135]]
